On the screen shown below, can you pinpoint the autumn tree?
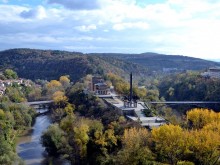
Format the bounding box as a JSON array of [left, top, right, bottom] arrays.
[[59, 75, 70, 89], [186, 108, 220, 129], [152, 124, 190, 165], [46, 80, 63, 96], [51, 91, 73, 121], [188, 128, 220, 165], [116, 127, 155, 165]]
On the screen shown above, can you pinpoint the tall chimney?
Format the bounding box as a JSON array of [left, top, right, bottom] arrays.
[[130, 72, 133, 101]]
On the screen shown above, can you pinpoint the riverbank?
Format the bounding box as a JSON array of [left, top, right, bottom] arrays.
[[16, 114, 51, 165]]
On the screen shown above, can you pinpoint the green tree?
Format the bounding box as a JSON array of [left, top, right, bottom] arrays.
[[3, 69, 18, 79], [41, 124, 71, 156]]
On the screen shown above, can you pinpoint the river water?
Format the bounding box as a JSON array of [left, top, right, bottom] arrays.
[[16, 109, 70, 165]]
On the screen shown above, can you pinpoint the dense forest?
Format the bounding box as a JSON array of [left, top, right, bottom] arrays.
[[0, 49, 219, 82], [157, 71, 220, 112], [97, 52, 220, 72], [0, 49, 147, 81]]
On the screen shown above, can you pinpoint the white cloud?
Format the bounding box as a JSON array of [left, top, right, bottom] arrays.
[[75, 24, 97, 32], [1, 0, 220, 59], [113, 22, 149, 31], [20, 6, 47, 19], [0, 5, 27, 22]]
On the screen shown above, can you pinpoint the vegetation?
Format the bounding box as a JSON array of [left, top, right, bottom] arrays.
[[1, 49, 219, 82], [1, 48, 219, 164], [0, 49, 147, 82], [41, 74, 220, 165], [158, 71, 220, 112], [102, 52, 220, 72], [0, 69, 37, 164]]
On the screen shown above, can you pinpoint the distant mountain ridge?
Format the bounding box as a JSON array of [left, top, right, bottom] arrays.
[[0, 48, 219, 81], [95, 52, 220, 71]]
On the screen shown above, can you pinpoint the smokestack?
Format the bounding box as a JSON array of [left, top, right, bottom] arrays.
[[130, 72, 133, 101]]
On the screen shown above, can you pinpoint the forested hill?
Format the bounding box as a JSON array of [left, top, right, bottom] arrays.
[[0, 49, 147, 81], [0, 49, 219, 81], [96, 52, 220, 71]]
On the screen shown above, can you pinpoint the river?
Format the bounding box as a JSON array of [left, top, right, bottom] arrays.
[[16, 108, 70, 165]]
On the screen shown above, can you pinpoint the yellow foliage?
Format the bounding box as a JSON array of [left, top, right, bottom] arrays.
[[189, 128, 220, 165], [74, 124, 89, 158], [152, 124, 190, 164], [123, 127, 149, 149], [94, 129, 117, 148], [94, 131, 108, 147], [186, 108, 220, 129], [64, 103, 74, 116], [47, 80, 62, 88], [59, 75, 70, 87], [116, 127, 154, 165], [203, 121, 220, 136], [52, 91, 68, 103]]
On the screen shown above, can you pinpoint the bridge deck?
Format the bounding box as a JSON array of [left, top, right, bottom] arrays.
[[148, 101, 220, 104], [27, 100, 53, 105]]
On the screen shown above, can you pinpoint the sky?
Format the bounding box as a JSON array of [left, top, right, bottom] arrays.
[[0, 0, 220, 60]]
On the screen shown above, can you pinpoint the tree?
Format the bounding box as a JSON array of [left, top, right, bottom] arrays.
[[3, 69, 18, 79], [46, 80, 63, 96], [5, 86, 26, 103], [41, 124, 71, 156], [116, 127, 155, 165], [52, 91, 68, 106], [73, 124, 90, 159], [27, 87, 42, 101], [189, 128, 220, 165], [152, 124, 190, 165], [186, 108, 220, 129], [59, 75, 70, 89]]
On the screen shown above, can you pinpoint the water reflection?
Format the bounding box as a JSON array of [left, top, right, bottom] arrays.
[[17, 108, 71, 165], [17, 114, 51, 165]]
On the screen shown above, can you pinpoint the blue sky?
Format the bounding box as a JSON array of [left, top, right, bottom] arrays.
[[0, 0, 220, 59]]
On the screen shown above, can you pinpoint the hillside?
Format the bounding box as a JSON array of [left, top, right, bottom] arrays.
[[96, 52, 220, 72], [0, 49, 147, 81], [0, 49, 219, 81]]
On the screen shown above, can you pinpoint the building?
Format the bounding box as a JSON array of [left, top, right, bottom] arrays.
[[202, 67, 220, 79], [94, 83, 110, 95], [90, 76, 110, 96]]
